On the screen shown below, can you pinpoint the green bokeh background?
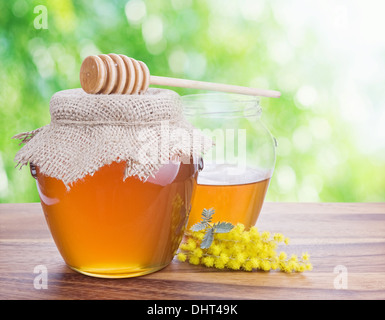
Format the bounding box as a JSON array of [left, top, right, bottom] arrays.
[[1, 0, 384, 203]]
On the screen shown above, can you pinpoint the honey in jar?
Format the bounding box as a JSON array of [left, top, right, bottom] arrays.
[[182, 94, 276, 229], [186, 164, 271, 230], [14, 88, 210, 278], [33, 159, 198, 278]]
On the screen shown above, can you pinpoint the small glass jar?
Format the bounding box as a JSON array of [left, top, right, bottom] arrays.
[[182, 93, 276, 230]]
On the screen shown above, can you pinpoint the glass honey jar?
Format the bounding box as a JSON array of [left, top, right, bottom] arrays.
[[31, 159, 198, 278], [182, 93, 276, 230], [14, 88, 208, 278]]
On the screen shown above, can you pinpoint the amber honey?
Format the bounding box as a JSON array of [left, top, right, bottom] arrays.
[[186, 165, 271, 230], [34, 160, 197, 278]]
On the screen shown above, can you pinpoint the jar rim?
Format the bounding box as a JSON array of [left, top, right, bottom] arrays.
[[181, 92, 260, 103], [181, 93, 261, 118]]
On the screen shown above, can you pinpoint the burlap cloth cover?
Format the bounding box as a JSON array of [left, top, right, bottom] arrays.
[[13, 88, 211, 189]]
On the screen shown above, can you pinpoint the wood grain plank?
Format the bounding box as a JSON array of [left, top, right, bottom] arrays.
[[1, 202, 384, 300]]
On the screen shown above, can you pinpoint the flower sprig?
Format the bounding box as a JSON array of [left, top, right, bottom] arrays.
[[190, 208, 234, 249], [177, 209, 312, 273]]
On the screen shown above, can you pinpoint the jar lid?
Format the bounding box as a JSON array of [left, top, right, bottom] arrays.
[[13, 88, 211, 188]]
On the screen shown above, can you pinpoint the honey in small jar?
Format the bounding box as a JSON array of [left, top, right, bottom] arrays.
[[186, 165, 271, 230], [182, 94, 276, 230]]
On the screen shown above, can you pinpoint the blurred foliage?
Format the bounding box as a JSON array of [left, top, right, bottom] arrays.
[[1, 0, 384, 203]]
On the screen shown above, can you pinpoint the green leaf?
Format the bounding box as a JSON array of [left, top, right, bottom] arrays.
[[190, 222, 207, 232], [213, 222, 234, 233], [200, 228, 214, 249], [201, 208, 215, 224]]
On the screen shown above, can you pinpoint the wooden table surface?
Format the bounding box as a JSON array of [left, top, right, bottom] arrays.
[[1, 202, 384, 300]]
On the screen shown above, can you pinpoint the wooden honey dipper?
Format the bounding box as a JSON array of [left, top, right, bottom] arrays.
[[80, 54, 281, 98]]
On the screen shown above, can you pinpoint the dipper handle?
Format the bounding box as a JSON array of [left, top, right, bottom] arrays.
[[80, 54, 281, 98]]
